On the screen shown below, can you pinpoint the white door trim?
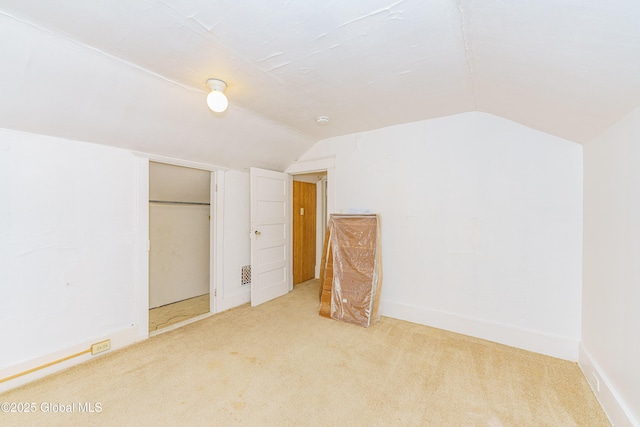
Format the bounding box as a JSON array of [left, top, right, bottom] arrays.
[[285, 157, 335, 218], [135, 154, 224, 341], [286, 158, 336, 280], [134, 155, 150, 340], [210, 170, 223, 314]]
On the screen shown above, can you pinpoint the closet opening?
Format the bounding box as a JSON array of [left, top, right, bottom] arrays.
[[148, 161, 212, 333]]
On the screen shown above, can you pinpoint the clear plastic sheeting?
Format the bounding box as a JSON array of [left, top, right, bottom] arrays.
[[319, 214, 382, 327]]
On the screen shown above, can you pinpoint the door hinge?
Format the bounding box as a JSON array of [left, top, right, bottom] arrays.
[[214, 289, 217, 297]]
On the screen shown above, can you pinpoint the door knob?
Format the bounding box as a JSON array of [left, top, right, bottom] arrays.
[[254, 230, 261, 236]]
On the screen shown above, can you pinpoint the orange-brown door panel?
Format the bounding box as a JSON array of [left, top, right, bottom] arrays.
[[293, 181, 317, 285]]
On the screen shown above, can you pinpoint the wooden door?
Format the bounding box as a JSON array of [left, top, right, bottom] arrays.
[[293, 181, 316, 284]]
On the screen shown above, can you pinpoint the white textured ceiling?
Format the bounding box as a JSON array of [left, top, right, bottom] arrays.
[[1, 0, 639, 169]]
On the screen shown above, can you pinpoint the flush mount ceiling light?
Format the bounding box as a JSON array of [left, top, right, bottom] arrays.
[[206, 78, 228, 113], [316, 115, 330, 126]]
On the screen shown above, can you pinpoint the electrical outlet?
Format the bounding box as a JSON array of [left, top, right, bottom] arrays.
[[592, 371, 600, 392], [91, 339, 111, 355]]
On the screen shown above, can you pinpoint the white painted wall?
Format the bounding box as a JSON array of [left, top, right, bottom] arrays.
[[149, 162, 211, 204], [0, 128, 141, 387], [149, 204, 210, 308], [296, 112, 583, 360], [217, 170, 251, 311], [0, 128, 254, 391], [581, 106, 640, 427]]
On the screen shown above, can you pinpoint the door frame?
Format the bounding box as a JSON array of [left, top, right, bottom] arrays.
[[134, 153, 226, 339], [292, 179, 318, 284], [286, 157, 336, 282]]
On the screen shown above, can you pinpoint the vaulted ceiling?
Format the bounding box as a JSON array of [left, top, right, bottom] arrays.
[[1, 0, 639, 170]]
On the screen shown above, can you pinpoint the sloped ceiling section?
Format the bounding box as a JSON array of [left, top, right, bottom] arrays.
[[467, 0, 640, 142], [0, 12, 315, 171], [1, 0, 640, 170]]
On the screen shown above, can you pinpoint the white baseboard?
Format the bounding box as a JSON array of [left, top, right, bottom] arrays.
[[381, 299, 579, 361], [0, 326, 139, 394], [579, 344, 639, 427], [216, 288, 250, 313]]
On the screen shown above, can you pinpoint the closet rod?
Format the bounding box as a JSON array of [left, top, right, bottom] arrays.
[[149, 200, 210, 206]]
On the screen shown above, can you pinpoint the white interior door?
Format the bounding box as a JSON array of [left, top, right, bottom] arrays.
[[250, 167, 291, 306]]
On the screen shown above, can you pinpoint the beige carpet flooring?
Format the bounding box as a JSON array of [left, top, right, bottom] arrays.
[[1, 280, 610, 426], [149, 293, 210, 332]]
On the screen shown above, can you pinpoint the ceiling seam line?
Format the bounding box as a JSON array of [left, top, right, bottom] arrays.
[[456, 0, 478, 110], [0, 10, 205, 95]]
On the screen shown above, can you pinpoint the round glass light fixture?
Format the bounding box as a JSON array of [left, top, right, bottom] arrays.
[[316, 115, 330, 126], [206, 78, 228, 113]]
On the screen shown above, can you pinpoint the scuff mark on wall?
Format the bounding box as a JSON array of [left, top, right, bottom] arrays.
[[15, 246, 71, 258], [23, 49, 35, 72]]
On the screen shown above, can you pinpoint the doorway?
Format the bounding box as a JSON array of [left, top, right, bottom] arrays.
[[148, 162, 211, 332], [292, 173, 327, 285]]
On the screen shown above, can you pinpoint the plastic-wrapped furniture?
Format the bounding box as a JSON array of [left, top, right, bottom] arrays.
[[319, 214, 382, 327]]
